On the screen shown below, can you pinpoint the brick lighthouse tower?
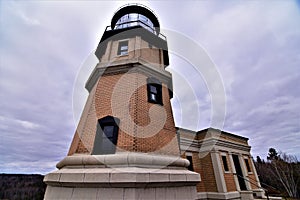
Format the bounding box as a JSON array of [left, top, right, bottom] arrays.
[[44, 4, 200, 199]]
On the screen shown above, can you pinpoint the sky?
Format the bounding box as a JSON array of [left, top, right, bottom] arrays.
[[0, 1, 299, 174]]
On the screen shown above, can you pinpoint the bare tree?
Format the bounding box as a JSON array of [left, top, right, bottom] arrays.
[[268, 150, 300, 198]]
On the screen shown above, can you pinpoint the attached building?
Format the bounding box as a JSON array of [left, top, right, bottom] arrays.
[[178, 127, 265, 199]]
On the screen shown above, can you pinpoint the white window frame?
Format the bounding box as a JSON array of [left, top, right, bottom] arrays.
[[117, 40, 129, 56], [243, 156, 253, 174], [220, 152, 231, 173]]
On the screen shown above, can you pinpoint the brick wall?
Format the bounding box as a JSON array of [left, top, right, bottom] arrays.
[[95, 71, 179, 155], [67, 34, 176, 155], [68, 85, 98, 155], [68, 66, 179, 156], [190, 152, 217, 192]]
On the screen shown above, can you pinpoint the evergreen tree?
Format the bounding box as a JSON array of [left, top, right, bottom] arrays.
[[267, 147, 279, 161], [256, 156, 262, 164]]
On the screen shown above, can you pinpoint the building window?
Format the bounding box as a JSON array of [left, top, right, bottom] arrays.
[[147, 77, 163, 105], [92, 116, 120, 155], [186, 155, 194, 171], [222, 155, 230, 172], [117, 40, 128, 56], [244, 158, 252, 172]]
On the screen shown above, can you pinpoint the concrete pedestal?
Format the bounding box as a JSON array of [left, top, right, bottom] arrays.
[[239, 191, 254, 200], [252, 189, 266, 199], [44, 153, 200, 199]]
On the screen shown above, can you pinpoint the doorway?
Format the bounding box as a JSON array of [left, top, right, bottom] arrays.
[[232, 154, 247, 190]]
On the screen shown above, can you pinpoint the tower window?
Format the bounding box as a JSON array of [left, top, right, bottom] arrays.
[[92, 116, 120, 155], [222, 155, 230, 172], [147, 78, 163, 105], [117, 40, 128, 56]]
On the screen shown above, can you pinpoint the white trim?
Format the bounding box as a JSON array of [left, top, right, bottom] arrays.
[[220, 152, 231, 173], [250, 156, 261, 188], [85, 59, 172, 92], [211, 151, 227, 193], [117, 39, 129, 56], [118, 38, 130, 42], [56, 153, 190, 169], [243, 156, 253, 175], [238, 154, 251, 190]]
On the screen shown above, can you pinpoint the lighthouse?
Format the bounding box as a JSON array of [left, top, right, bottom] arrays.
[[44, 4, 200, 199]]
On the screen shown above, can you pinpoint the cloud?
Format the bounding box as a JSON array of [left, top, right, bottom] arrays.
[[156, 1, 300, 159], [0, 1, 128, 174], [0, 1, 299, 174], [0, 116, 41, 130]]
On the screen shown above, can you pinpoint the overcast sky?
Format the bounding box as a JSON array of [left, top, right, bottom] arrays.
[[1, 1, 299, 174]]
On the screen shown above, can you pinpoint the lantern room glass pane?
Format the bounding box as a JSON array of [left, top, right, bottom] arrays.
[[115, 13, 155, 33], [129, 13, 138, 21]]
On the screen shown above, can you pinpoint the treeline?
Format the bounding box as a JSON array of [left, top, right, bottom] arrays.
[[0, 174, 46, 200], [255, 148, 300, 199]]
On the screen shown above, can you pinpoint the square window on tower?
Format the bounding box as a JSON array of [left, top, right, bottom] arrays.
[[147, 78, 163, 105], [117, 40, 128, 56], [92, 116, 120, 155]]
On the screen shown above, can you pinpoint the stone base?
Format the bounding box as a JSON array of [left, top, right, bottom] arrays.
[[197, 191, 240, 200], [45, 185, 197, 199], [239, 191, 254, 200], [44, 153, 200, 200], [252, 189, 265, 199]]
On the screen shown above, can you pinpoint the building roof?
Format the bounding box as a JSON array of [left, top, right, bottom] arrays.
[[177, 127, 249, 141]]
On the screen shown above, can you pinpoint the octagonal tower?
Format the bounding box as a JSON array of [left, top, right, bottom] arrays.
[[68, 4, 177, 156], [44, 4, 200, 199]]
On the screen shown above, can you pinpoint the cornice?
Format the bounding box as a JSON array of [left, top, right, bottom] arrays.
[[179, 137, 251, 153], [85, 58, 172, 92]]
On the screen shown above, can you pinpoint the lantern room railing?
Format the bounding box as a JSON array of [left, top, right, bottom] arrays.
[[105, 20, 167, 41]]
